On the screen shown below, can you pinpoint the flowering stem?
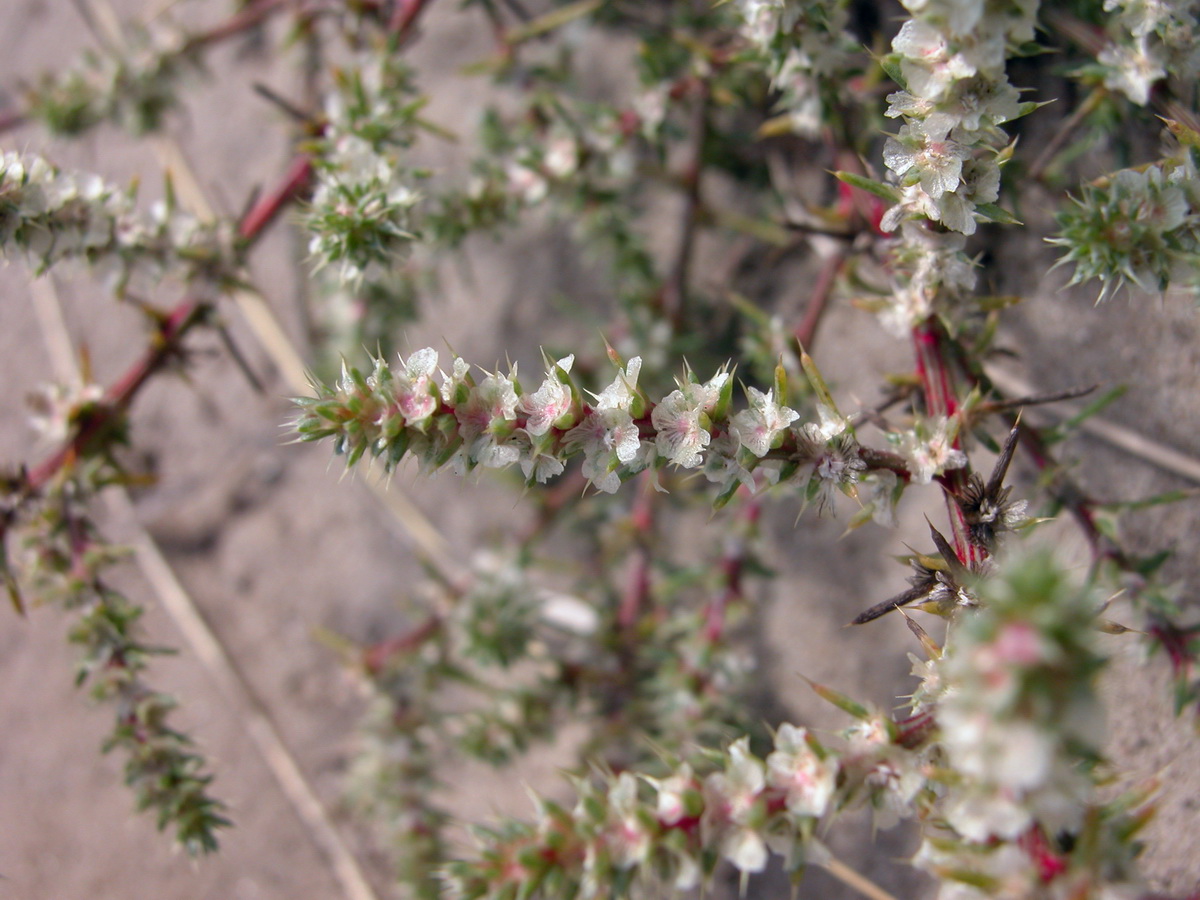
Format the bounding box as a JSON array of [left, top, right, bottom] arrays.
[[25, 146, 311, 497], [912, 318, 979, 567]]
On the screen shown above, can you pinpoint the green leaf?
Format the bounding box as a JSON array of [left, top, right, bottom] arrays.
[[876, 52, 905, 89], [798, 346, 841, 420], [832, 170, 899, 204], [974, 202, 1021, 225], [1042, 385, 1126, 444], [804, 677, 872, 720], [1097, 488, 1200, 513], [505, 0, 605, 43]]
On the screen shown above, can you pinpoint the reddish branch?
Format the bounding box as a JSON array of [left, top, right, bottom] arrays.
[[703, 501, 760, 643], [660, 81, 709, 329], [617, 480, 656, 630], [24, 299, 209, 494], [237, 153, 314, 242], [794, 246, 847, 349], [184, 0, 293, 52], [912, 317, 982, 569], [388, 0, 438, 36], [23, 152, 314, 497]]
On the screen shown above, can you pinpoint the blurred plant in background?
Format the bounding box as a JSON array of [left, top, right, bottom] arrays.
[[2, 0, 1200, 897]]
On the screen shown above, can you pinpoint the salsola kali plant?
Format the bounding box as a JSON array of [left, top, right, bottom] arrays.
[[3, 0, 1200, 897]]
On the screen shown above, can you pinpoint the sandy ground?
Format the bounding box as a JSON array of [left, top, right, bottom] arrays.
[[0, 2, 1198, 899]]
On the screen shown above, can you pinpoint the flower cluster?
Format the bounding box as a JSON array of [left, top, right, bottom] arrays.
[[9, 481, 228, 855], [731, 0, 860, 137], [1050, 153, 1200, 302], [433, 546, 1161, 900], [0, 151, 238, 294], [890, 414, 968, 484], [442, 718, 919, 900], [294, 347, 887, 509], [911, 549, 1146, 899], [1094, 0, 1200, 105], [24, 18, 198, 136], [880, 0, 1035, 236], [306, 56, 425, 286]]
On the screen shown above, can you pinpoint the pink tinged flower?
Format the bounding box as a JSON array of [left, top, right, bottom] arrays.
[[730, 387, 799, 457], [393, 347, 439, 424], [506, 161, 547, 204], [565, 407, 642, 493], [456, 373, 519, 440], [702, 433, 755, 494], [766, 724, 836, 818], [705, 741, 770, 872], [519, 354, 575, 436], [652, 372, 724, 472], [881, 183, 940, 232], [706, 738, 765, 825], [543, 137, 579, 180], [651, 765, 698, 826], [456, 373, 520, 469], [439, 356, 471, 403], [652, 385, 712, 469], [884, 127, 970, 200], [1099, 39, 1165, 105]]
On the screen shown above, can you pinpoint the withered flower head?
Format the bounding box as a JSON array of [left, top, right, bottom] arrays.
[[851, 521, 976, 625], [956, 422, 1028, 551]]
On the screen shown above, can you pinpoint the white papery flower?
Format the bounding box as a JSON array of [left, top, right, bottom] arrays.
[[730, 387, 799, 457], [565, 408, 641, 493], [593, 356, 642, 410], [1099, 37, 1165, 104], [893, 20, 976, 101], [898, 417, 968, 484]]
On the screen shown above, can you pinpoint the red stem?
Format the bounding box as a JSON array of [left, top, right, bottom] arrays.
[[25, 145, 313, 495], [703, 501, 760, 643], [617, 482, 656, 630], [237, 154, 314, 243], [363, 615, 442, 674], [184, 0, 293, 52], [25, 300, 209, 493], [794, 246, 847, 349], [389, 0, 437, 36], [912, 318, 981, 569], [0, 108, 26, 135]]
